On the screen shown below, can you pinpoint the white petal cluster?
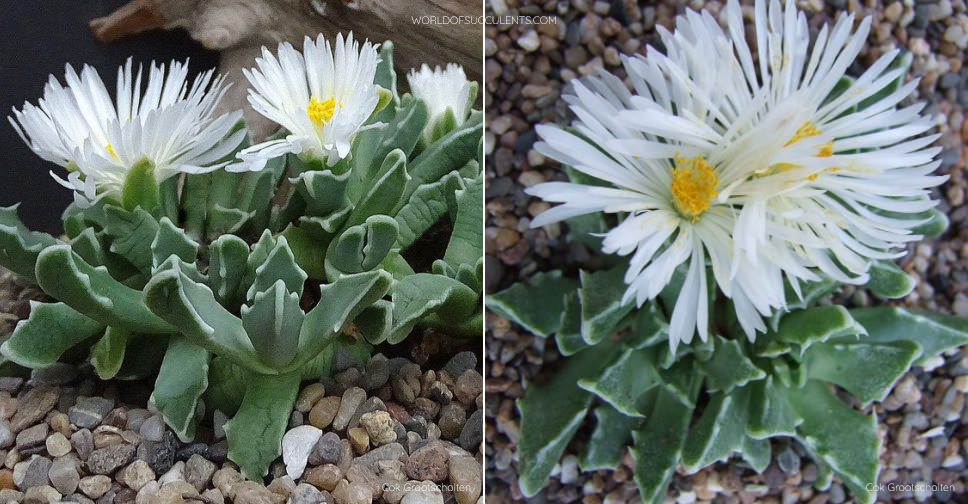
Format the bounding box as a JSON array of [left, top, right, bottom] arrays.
[[529, 0, 944, 349], [9, 59, 244, 207], [407, 63, 473, 143], [238, 33, 381, 170]]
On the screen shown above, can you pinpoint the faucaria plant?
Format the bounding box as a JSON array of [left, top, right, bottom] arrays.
[[0, 33, 482, 478], [488, 1, 966, 503]]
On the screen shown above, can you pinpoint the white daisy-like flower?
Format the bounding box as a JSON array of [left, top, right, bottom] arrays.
[[407, 63, 475, 144], [237, 32, 382, 170], [9, 59, 244, 208], [528, 0, 943, 349]]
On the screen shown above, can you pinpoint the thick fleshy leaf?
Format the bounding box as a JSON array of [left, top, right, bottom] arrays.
[[103, 205, 159, 273], [579, 267, 634, 345], [0, 205, 61, 283], [803, 339, 921, 405], [850, 307, 968, 366], [865, 260, 914, 298], [246, 236, 308, 301], [517, 343, 622, 497], [353, 300, 392, 345], [373, 41, 398, 102], [113, 334, 168, 380], [206, 205, 254, 237], [70, 228, 106, 267], [121, 158, 159, 212], [399, 112, 482, 208], [36, 245, 174, 333], [775, 305, 866, 357], [89, 326, 129, 380], [237, 154, 287, 230], [630, 388, 694, 504], [351, 97, 426, 195], [151, 217, 199, 269], [326, 217, 399, 277], [291, 169, 352, 218], [1, 302, 104, 368], [388, 273, 478, 343], [241, 280, 303, 369], [702, 337, 766, 393], [768, 278, 839, 331], [281, 225, 327, 280], [785, 380, 879, 504], [143, 269, 271, 373], [579, 404, 639, 472], [626, 302, 668, 349], [746, 376, 802, 439], [577, 346, 658, 417], [181, 173, 211, 238], [209, 235, 249, 306], [223, 372, 300, 479], [486, 271, 577, 338], [204, 357, 247, 417], [394, 171, 463, 250], [555, 292, 588, 356], [681, 388, 749, 473], [443, 174, 482, 267], [655, 356, 699, 408], [742, 436, 771, 473], [346, 149, 409, 227], [150, 337, 210, 442]]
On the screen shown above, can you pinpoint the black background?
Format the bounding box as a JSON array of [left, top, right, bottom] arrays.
[[0, 2, 218, 233]]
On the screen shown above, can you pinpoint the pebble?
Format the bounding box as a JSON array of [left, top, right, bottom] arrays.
[[0, 420, 12, 449], [437, 404, 466, 440], [10, 386, 58, 433], [231, 481, 279, 504], [137, 431, 177, 474], [48, 455, 80, 495], [454, 371, 483, 405], [296, 384, 327, 413], [362, 355, 390, 391], [283, 425, 323, 479], [148, 481, 197, 504], [23, 485, 61, 504], [404, 441, 449, 483], [448, 457, 481, 504], [86, 444, 136, 475], [309, 397, 341, 430], [79, 475, 113, 499], [359, 411, 396, 447], [310, 432, 342, 466], [16, 423, 48, 455], [304, 464, 341, 492], [331, 480, 371, 504], [184, 454, 216, 491], [516, 30, 541, 52], [139, 415, 166, 443], [69, 397, 115, 429], [291, 483, 325, 504], [212, 467, 244, 498], [333, 388, 366, 432], [21, 455, 52, 489], [120, 460, 155, 491], [71, 429, 95, 460], [347, 427, 370, 455], [458, 410, 482, 452], [399, 482, 442, 504]]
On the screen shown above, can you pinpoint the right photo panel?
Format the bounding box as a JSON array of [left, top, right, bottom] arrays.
[[484, 0, 968, 502]]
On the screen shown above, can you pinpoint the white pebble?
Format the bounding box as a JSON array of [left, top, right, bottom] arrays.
[[558, 455, 578, 485], [921, 426, 946, 438], [516, 30, 541, 52], [282, 425, 322, 479], [158, 461, 185, 486], [942, 455, 964, 468]]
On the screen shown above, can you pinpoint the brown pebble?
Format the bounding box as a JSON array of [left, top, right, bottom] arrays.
[[347, 427, 370, 455], [303, 464, 342, 492], [0, 468, 14, 490], [295, 383, 326, 414], [10, 386, 58, 433], [78, 475, 112, 499], [308, 397, 340, 430], [48, 413, 71, 438], [404, 441, 450, 483]]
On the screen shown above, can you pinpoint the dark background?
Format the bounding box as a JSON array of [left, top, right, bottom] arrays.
[[0, 2, 218, 234]]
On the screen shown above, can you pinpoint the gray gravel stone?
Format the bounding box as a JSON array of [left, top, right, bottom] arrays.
[[49, 455, 80, 495], [86, 444, 136, 475], [21, 455, 52, 489], [69, 397, 115, 429], [16, 422, 48, 455], [332, 387, 366, 432]]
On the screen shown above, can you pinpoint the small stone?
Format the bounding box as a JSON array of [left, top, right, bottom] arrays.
[[45, 432, 71, 458], [359, 412, 395, 447], [231, 481, 279, 504], [120, 460, 155, 491], [310, 432, 342, 466], [954, 375, 968, 393], [437, 404, 466, 440], [86, 444, 136, 475], [23, 485, 61, 504], [304, 465, 342, 492], [49, 412, 71, 438], [22, 455, 53, 488], [102, 408, 128, 429], [308, 397, 341, 430], [139, 415, 166, 443], [48, 455, 80, 495], [212, 468, 244, 498], [136, 481, 160, 504], [333, 388, 366, 432], [174, 443, 208, 461], [399, 482, 442, 504], [149, 481, 197, 504], [362, 355, 390, 391], [516, 30, 540, 52], [346, 398, 386, 431], [447, 457, 481, 504], [282, 425, 322, 480], [348, 427, 370, 455], [404, 441, 449, 482], [16, 423, 48, 455], [183, 454, 216, 492], [0, 468, 13, 489], [137, 432, 177, 474], [79, 475, 113, 499], [453, 371, 482, 405], [69, 397, 115, 429], [30, 364, 77, 385], [296, 384, 326, 414], [290, 483, 324, 504], [201, 489, 224, 504], [158, 461, 185, 487], [777, 445, 801, 474], [458, 410, 482, 452], [0, 378, 22, 394], [71, 429, 94, 460], [212, 410, 227, 440], [0, 489, 23, 504], [266, 476, 296, 497], [91, 425, 125, 449], [0, 420, 13, 449], [331, 480, 370, 504]]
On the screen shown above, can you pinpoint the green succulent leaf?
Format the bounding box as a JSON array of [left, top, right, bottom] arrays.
[[373, 41, 398, 103], [850, 307, 968, 366], [143, 269, 272, 374], [280, 225, 328, 280], [655, 356, 700, 408], [803, 338, 921, 406], [443, 174, 482, 268], [784, 380, 879, 504], [630, 388, 694, 504], [121, 158, 160, 212], [912, 207, 948, 238], [150, 337, 210, 442], [768, 278, 839, 331], [578, 347, 658, 417], [0, 302, 104, 368], [208, 234, 249, 306], [579, 404, 639, 472], [746, 376, 802, 439], [241, 280, 303, 369], [517, 343, 623, 497], [742, 436, 772, 473], [865, 260, 915, 298], [246, 236, 308, 301], [555, 292, 588, 356], [236, 154, 287, 227], [353, 299, 392, 345], [113, 334, 168, 380], [394, 171, 463, 250], [151, 217, 200, 269], [223, 372, 300, 479], [326, 216, 399, 277], [702, 337, 766, 393], [681, 388, 750, 473], [346, 149, 409, 227], [774, 305, 866, 357], [399, 112, 482, 208], [103, 205, 159, 273], [388, 273, 478, 343], [205, 357, 247, 417], [292, 169, 352, 218], [486, 270, 577, 338], [351, 98, 427, 194], [90, 326, 129, 380], [36, 245, 174, 333], [207, 205, 254, 237], [578, 267, 635, 345]]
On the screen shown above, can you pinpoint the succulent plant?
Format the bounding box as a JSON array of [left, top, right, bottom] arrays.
[[0, 40, 482, 478]]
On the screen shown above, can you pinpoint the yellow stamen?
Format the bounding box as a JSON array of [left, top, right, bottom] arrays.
[[815, 141, 834, 157], [306, 96, 339, 125], [670, 154, 718, 222], [784, 121, 821, 146], [105, 143, 119, 160]]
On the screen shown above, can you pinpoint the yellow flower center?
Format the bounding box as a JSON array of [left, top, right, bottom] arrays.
[[306, 96, 339, 126], [105, 143, 119, 160], [670, 154, 718, 222]]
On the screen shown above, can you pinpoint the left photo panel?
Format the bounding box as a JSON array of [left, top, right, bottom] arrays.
[[0, 2, 484, 504]]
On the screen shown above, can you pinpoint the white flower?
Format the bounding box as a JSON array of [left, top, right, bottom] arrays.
[[238, 33, 381, 170], [407, 63, 474, 144], [9, 59, 244, 208], [528, 0, 943, 349]]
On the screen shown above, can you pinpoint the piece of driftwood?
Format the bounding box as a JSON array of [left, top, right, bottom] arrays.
[[90, 0, 481, 139]]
